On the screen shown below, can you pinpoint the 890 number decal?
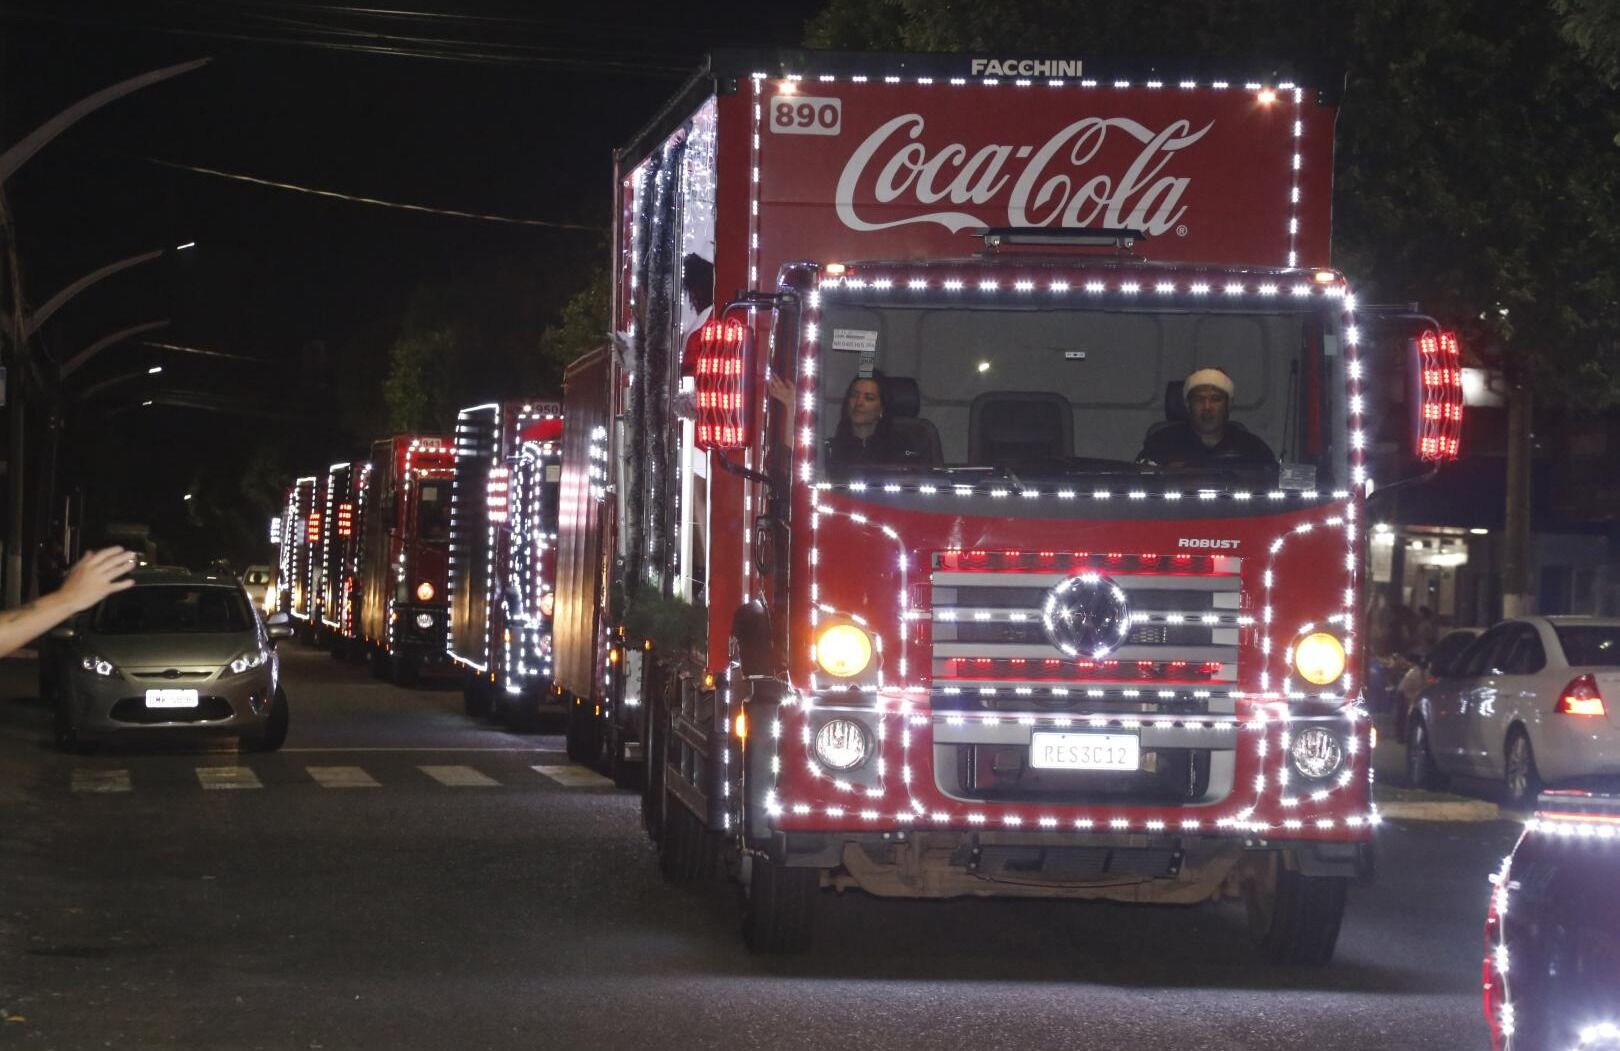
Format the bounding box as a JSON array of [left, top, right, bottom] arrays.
[[769, 96, 841, 136]]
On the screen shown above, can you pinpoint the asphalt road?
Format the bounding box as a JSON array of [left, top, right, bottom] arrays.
[[0, 644, 1521, 1050]]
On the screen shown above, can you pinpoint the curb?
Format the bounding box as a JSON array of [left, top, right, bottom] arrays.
[[1377, 799, 1505, 822]]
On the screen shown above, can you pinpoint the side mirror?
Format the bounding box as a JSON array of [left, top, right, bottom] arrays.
[[267, 623, 295, 644], [48, 625, 76, 641], [688, 312, 756, 451], [1361, 322, 1465, 488]]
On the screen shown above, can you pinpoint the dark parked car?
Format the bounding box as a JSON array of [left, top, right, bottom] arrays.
[[1485, 789, 1620, 1050], [45, 568, 294, 752]]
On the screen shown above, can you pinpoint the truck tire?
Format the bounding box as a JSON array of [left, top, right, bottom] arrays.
[[641, 695, 665, 845], [1248, 859, 1347, 966], [368, 645, 389, 680], [742, 854, 817, 955], [502, 693, 540, 734], [565, 699, 589, 762], [53, 697, 96, 755], [463, 673, 491, 718], [606, 723, 637, 790], [391, 654, 420, 688]]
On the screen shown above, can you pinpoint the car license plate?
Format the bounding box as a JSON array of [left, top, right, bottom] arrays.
[[1029, 732, 1140, 771], [145, 689, 199, 709]]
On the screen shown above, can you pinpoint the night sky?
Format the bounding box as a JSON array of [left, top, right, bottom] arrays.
[[0, 0, 826, 563]]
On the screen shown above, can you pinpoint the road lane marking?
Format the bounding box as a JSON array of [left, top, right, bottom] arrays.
[[306, 766, 380, 789], [196, 766, 262, 790], [71, 769, 131, 794], [531, 765, 613, 789], [419, 765, 498, 787]]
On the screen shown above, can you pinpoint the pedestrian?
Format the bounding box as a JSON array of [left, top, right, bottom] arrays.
[[1416, 605, 1440, 655], [0, 547, 137, 660]]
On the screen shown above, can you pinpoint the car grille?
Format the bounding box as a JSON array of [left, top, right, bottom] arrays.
[[109, 697, 236, 724]]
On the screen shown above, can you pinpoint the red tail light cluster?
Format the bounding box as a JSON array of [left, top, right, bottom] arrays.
[[691, 317, 750, 450], [1555, 673, 1606, 717], [306, 511, 322, 544], [1418, 330, 1464, 462], [336, 502, 354, 538], [487, 467, 510, 524]]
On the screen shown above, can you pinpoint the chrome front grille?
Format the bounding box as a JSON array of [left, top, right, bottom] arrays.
[[926, 551, 1244, 711]]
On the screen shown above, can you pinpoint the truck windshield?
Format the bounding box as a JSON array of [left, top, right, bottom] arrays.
[[415, 480, 451, 542], [811, 300, 1345, 489]]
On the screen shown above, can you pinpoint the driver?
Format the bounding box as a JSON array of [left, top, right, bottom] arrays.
[[1137, 367, 1276, 467]]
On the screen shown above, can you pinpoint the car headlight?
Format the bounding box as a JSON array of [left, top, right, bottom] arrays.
[[416, 581, 435, 602], [228, 648, 270, 675], [1293, 632, 1346, 686], [814, 621, 873, 679], [1289, 726, 1346, 781], [813, 718, 871, 771], [414, 612, 435, 630], [80, 654, 119, 678]]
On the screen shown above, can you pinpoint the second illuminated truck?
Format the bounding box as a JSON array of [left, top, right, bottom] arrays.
[[557, 51, 1466, 959]]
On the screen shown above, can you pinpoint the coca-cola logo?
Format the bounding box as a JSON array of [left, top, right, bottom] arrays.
[[834, 113, 1214, 235]]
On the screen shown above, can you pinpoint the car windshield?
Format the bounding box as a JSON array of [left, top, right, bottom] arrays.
[[92, 585, 253, 635], [1555, 625, 1620, 667], [811, 298, 1346, 490], [415, 480, 451, 542]]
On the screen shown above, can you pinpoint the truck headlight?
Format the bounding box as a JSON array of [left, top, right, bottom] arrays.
[[1293, 632, 1346, 686], [416, 581, 435, 602], [813, 718, 871, 771], [814, 622, 873, 679], [1290, 726, 1346, 781]]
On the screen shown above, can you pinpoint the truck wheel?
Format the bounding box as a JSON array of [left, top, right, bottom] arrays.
[[641, 698, 665, 845], [565, 700, 588, 762], [742, 854, 817, 955], [53, 698, 96, 755], [1247, 858, 1347, 966], [251, 689, 291, 753], [462, 674, 491, 718], [1405, 718, 1448, 791], [502, 693, 540, 734], [391, 655, 420, 688], [659, 796, 716, 882], [368, 645, 389, 680], [606, 723, 637, 789]]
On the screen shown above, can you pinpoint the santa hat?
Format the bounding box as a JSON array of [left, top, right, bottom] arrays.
[[1184, 367, 1235, 401]]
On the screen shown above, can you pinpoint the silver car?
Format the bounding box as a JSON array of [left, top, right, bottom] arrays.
[[1407, 616, 1620, 805], [48, 569, 294, 753]]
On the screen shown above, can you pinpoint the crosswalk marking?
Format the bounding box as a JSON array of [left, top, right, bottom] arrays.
[[196, 766, 262, 790], [306, 765, 380, 789], [71, 769, 131, 794], [418, 764, 498, 787], [532, 764, 613, 789]]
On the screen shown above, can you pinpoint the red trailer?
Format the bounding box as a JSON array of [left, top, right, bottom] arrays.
[[312, 460, 368, 655], [447, 401, 565, 727], [356, 435, 454, 685], [279, 475, 319, 635], [558, 50, 1465, 958]]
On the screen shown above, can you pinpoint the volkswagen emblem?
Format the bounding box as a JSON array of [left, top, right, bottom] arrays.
[[1041, 573, 1131, 659]]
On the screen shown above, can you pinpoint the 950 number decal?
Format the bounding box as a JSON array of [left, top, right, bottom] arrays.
[[770, 95, 841, 136]]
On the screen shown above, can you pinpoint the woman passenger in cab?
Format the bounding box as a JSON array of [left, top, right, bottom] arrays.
[[826, 372, 918, 468]]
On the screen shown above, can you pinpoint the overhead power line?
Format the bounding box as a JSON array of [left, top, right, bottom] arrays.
[[144, 156, 605, 231]]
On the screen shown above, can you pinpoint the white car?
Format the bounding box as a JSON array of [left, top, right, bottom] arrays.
[[1406, 616, 1620, 806]]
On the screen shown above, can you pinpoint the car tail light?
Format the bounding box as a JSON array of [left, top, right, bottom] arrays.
[[1555, 673, 1606, 717]]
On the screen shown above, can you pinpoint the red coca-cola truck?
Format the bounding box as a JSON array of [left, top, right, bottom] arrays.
[[558, 50, 1465, 959], [447, 401, 566, 727], [356, 435, 455, 685], [279, 475, 319, 632], [312, 460, 368, 655]]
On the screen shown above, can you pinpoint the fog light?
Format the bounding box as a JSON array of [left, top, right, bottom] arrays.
[[813, 718, 870, 771], [414, 612, 435, 630], [1293, 632, 1346, 686], [814, 622, 873, 678], [1290, 727, 1345, 781]]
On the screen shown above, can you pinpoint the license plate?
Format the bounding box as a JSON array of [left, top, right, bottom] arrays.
[[145, 689, 199, 709], [1029, 732, 1140, 771]]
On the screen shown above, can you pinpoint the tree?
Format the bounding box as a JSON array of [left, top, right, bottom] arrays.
[[382, 318, 458, 433], [536, 266, 609, 387]]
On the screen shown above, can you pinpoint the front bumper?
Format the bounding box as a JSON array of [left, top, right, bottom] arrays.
[[68, 666, 277, 738]]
